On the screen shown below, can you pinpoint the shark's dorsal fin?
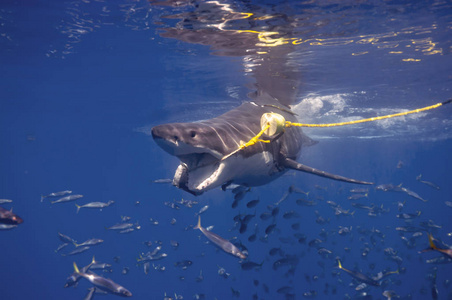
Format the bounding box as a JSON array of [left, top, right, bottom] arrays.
[[282, 157, 373, 185]]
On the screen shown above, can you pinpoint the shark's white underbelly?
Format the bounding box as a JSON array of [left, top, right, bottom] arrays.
[[196, 151, 284, 191]]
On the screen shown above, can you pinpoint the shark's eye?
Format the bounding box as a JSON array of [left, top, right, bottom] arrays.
[[173, 135, 179, 141], [190, 131, 196, 138]]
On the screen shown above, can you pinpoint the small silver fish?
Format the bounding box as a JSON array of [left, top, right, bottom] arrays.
[[74, 238, 104, 248], [143, 262, 150, 274], [76, 200, 115, 213], [105, 223, 133, 230], [401, 187, 427, 202], [289, 185, 309, 196], [0, 224, 17, 230], [194, 216, 246, 259], [90, 262, 112, 271], [347, 193, 368, 200], [396, 211, 421, 220], [58, 232, 76, 244], [349, 188, 368, 193], [195, 205, 209, 216], [119, 228, 135, 234], [73, 262, 132, 297], [51, 194, 83, 204], [62, 246, 91, 256], [396, 226, 422, 232], [416, 174, 440, 190], [376, 183, 427, 202], [0, 199, 13, 204], [152, 178, 173, 184], [55, 243, 69, 253]]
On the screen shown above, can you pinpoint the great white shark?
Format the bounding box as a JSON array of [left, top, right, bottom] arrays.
[[151, 92, 372, 196], [149, 0, 373, 195]]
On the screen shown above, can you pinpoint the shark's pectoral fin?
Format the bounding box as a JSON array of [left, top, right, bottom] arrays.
[[282, 157, 373, 185]]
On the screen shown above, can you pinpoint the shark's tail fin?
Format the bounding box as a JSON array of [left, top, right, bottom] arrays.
[[194, 216, 201, 230]]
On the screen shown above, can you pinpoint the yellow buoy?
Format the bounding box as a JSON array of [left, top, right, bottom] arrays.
[[260, 113, 286, 137]]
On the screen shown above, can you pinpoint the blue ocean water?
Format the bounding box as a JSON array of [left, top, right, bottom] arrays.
[[1, 0, 451, 299]]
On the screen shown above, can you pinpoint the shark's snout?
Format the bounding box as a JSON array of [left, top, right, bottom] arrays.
[[150, 126, 160, 140], [151, 125, 182, 156], [152, 124, 200, 146], [151, 125, 176, 142]]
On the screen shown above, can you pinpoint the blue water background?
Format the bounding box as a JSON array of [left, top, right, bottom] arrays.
[[1, 1, 451, 299]]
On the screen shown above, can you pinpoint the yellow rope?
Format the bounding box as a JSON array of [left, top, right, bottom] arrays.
[[239, 123, 271, 149], [221, 99, 451, 158], [221, 123, 271, 161], [285, 101, 446, 128]]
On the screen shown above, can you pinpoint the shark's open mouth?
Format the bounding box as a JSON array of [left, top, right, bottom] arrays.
[[173, 152, 226, 195], [151, 130, 227, 194]]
